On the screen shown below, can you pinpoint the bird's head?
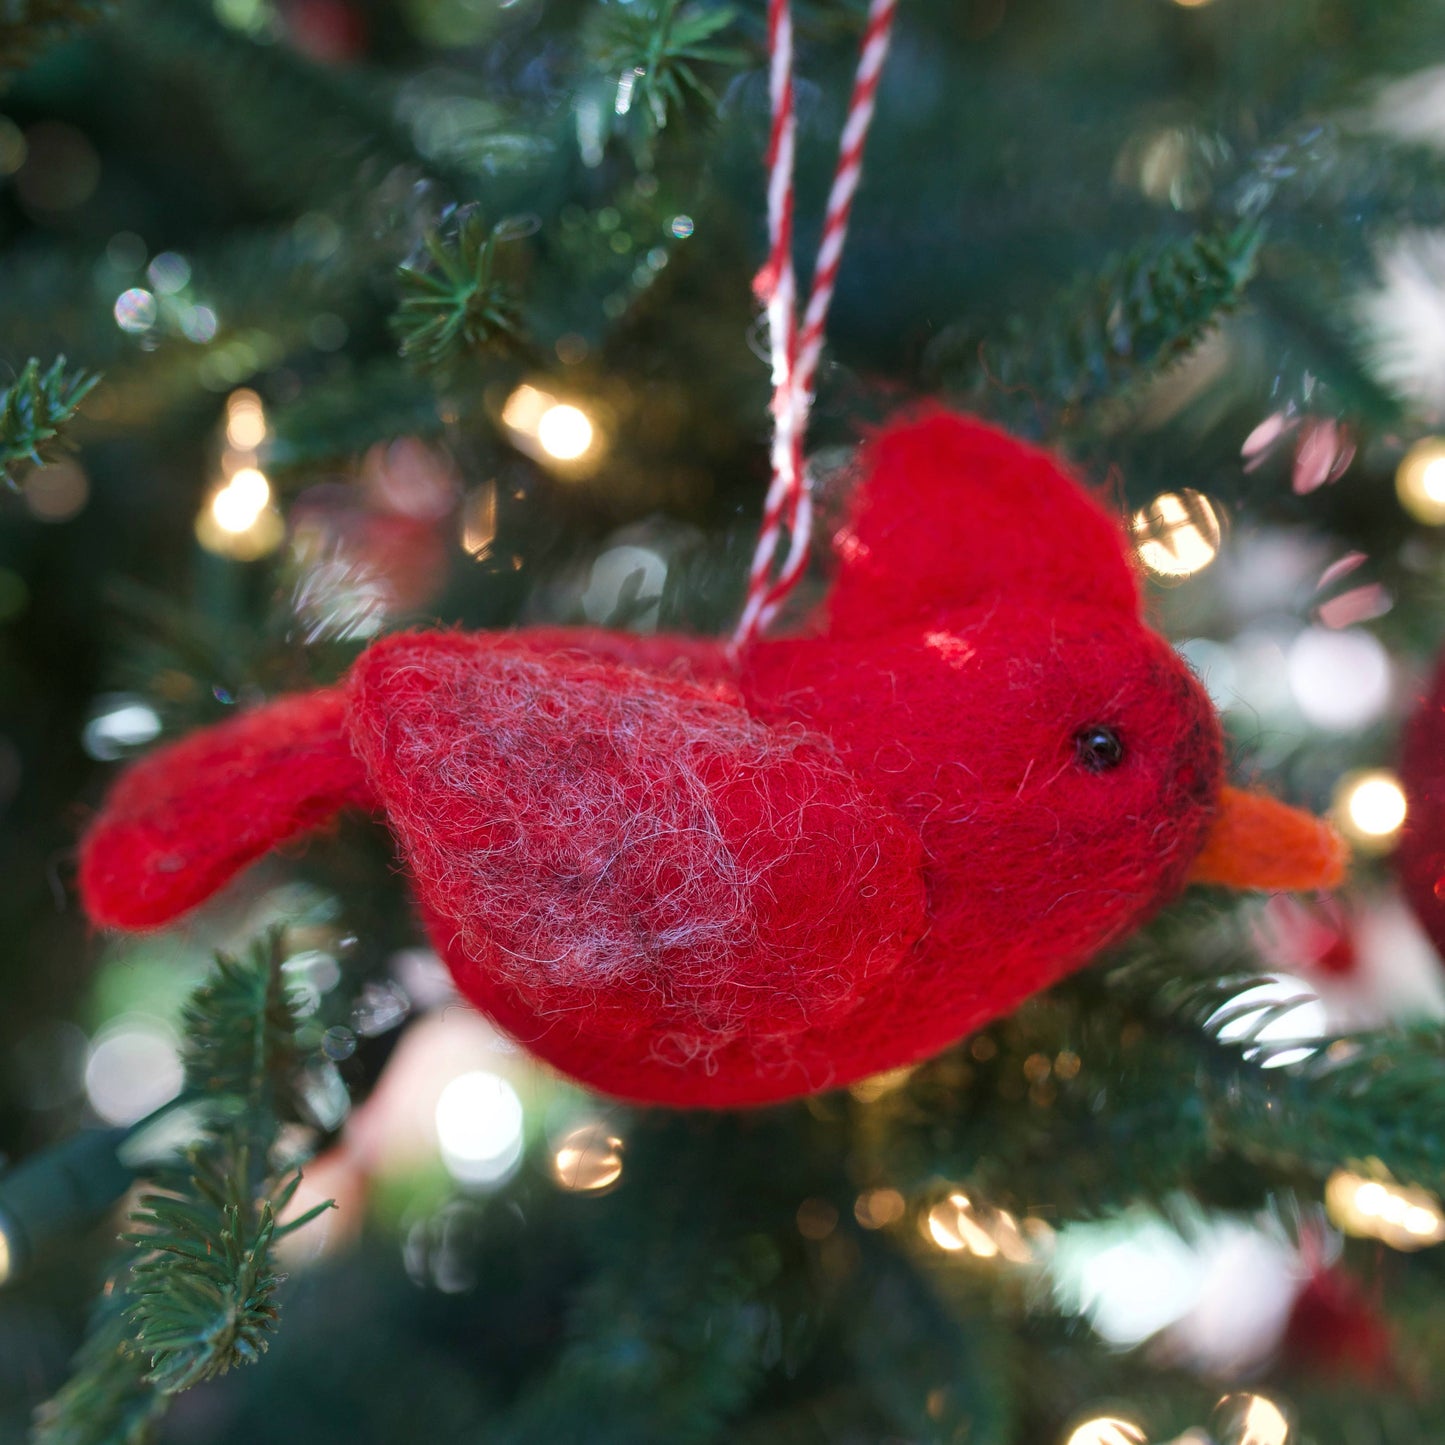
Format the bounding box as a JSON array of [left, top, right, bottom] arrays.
[[747, 408, 1344, 984]]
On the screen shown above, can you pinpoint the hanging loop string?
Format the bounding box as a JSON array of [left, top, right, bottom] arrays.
[[733, 0, 898, 649]]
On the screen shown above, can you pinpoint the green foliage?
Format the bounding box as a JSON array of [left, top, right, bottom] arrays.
[[0, 357, 99, 487], [928, 223, 1263, 421], [586, 0, 744, 137], [0, 0, 111, 79], [30, 1305, 163, 1445], [393, 214, 526, 375], [34, 935, 332, 1442], [125, 1174, 286, 1392]]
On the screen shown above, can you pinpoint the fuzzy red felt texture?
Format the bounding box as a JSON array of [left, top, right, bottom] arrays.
[[348, 632, 928, 1086], [78, 688, 372, 930], [76, 409, 1225, 1107], [1397, 651, 1445, 956]]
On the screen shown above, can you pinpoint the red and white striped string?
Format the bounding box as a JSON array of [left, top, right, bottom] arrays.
[[733, 0, 898, 649]]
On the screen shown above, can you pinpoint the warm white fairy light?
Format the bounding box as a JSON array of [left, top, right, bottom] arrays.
[[537, 403, 594, 461], [1325, 1169, 1445, 1250], [212, 466, 270, 533], [924, 1190, 1037, 1263], [1064, 1418, 1146, 1445], [1395, 438, 1445, 524], [1333, 770, 1407, 849], [225, 388, 267, 450], [1219, 1393, 1291, 1445], [551, 1123, 624, 1193], [434, 1070, 524, 1186], [1131, 490, 1222, 580], [500, 383, 602, 471]]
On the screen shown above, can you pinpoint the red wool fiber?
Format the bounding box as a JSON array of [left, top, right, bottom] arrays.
[[79, 408, 1226, 1107]]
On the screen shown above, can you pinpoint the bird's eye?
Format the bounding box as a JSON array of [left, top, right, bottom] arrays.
[[1074, 724, 1124, 773]]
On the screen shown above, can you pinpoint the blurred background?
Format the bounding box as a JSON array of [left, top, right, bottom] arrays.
[[6, 0, 1445, 1440]]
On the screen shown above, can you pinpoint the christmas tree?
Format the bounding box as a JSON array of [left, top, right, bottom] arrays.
[[5, 0, 1445, 1440]]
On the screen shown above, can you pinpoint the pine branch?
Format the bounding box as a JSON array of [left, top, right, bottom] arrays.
[[927, 223, 1263, 419], [392, 214, 526, 376], [125, 1173, 285, 1392], [31, 1302, 163, 1445], [0, 356, 98, 487], [587, 0, 744, 135], [0, 0, 112, 80], [35, 934, 333, 1439]]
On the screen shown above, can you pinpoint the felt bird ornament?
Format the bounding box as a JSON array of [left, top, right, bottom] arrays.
[[79, 410, 1346, 1108]]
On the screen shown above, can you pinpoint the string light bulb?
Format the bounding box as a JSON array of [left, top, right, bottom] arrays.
[[1215, 1393, 1291, 1445], [551, 1123, 624, 1193], [225, 388, 267, 450], [1332, 769, 1407, 851], [923, 1190, 1038, 1263], [1064, 1418, 1146, 1445], [1131, 490, 1222, 581], [1325, 1169, 1445, 1250], [196, 469, 284, 560], [1395, 438, 1445, 525], [434, 1070, 524, 1186], [500, 383, 604, 473]]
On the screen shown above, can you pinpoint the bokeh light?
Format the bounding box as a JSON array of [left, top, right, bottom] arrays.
[[501, 383, 603, 471], [434, 1070, 524, 1186], [23, 459, 88, 522], [536, 403, 594, 460], [82, 694, 162, 761], [1285, 627, 1391, 731], [1064, 1419, 1146, 1445], [197, 466, 284, 560], [1326, 1169, 1445, 1250], [1132, 490, 1222, 580], [113, 288, 158, 334], [854, 1187, 906, 1229], [1215, 1392, 1291, 1445], [551, 1122, 624, 1193], [1395, 437, 1445, 524], [580, 543, 667, 629], [924, 1191, 1036, 1263], [213, 467, 270, 532], [1333, 769, 1407, 850], [225, 389, 268, 450], [84, 1018, 184, 1126]]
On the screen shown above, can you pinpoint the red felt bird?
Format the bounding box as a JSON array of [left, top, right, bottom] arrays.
[[79, 410, 1346, 1107]]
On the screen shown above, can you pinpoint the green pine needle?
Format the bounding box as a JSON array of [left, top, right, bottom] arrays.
[[0, 356, 99, 487], [125, 1182, 284, 1392], [31, 1303, 164, 1445], [393, 215, 525, 375], [588, 0, 743, 134], [0, 0, 111, 79], [35, 934, 334, 1439], [929, 222, 1264, 416]]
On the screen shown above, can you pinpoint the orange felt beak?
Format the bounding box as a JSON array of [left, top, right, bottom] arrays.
[[1188, 785, 1348, 892]]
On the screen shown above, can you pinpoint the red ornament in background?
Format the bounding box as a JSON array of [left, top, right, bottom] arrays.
[[77, 411, 1344, 1108], [1281, 1264, 1396, 1386], [1396, 652, 1445, 957], [279, 0, 367, 64], [290, 439, 458, 626]]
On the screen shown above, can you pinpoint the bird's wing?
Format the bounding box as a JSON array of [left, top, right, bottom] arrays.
[[348, 633, 927, 1047], [79, 688, 372, 930]]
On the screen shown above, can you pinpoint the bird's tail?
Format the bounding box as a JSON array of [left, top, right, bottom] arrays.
[[78, 687, 374, 931]]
